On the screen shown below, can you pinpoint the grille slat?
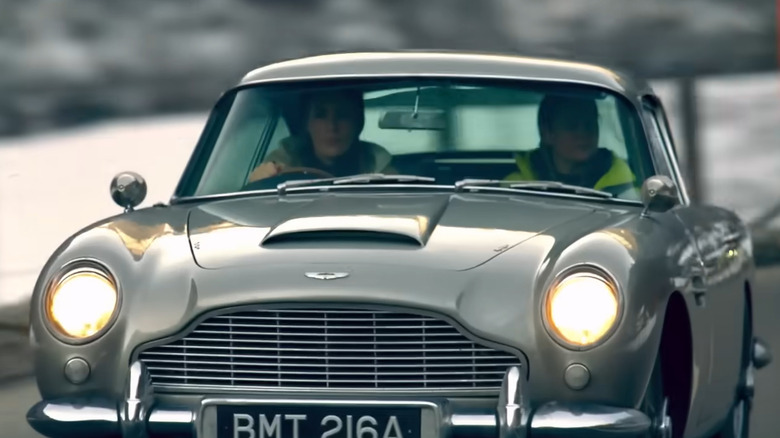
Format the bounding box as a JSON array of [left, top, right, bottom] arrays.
[[200, 323, 449, 330], [144, 358, 514, 368], [139, 308, 521, 393], [147, 366, 507, 377], [179, 337, 478, 345], [191, 330, 469, 338], [212, 316, 434, 322], [142, 351, 512, 361], [145, 375, 506, 384], [153, 344, 498, 353]]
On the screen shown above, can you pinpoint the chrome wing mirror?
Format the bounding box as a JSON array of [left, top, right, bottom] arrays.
[[110, 171, 147, 213], [754, 336, 772, 370], [641, 175, 678, 216]]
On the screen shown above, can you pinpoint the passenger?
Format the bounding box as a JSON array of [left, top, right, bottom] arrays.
[[247, 89, 394, 182], [504, 94, 636, 195]]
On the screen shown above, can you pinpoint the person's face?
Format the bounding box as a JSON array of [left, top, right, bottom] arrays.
[[542, 107, 599, 163], [306, 94, 360, 161]]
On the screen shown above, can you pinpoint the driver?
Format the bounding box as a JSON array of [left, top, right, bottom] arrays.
[[247, 88, 395, 182], [503, 94, 636, 195]]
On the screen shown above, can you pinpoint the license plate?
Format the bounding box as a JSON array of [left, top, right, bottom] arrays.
[[216, 404, 422, 438]]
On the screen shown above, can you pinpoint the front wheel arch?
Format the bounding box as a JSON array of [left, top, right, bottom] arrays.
[[659, 291, 693, 438]]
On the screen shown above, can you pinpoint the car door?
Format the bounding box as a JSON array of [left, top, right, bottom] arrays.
[[670, 204, 748, 423], [650, 97, 749, 423], [677, 204, 749, 420], [641, 97, 719, 435]]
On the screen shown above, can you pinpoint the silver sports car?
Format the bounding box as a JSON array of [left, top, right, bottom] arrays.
[[26, 51, 772, 438]]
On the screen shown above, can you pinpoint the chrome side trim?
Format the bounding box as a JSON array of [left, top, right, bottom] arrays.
[[451, 414, 496, 427], [148, 408, 195, 437], [148, 409, 194, 424], [26, 400, 121, 438], [743, 364, 755, 400], [531, 402, 652, 438], [121, 361, 154, 438], [497, 365, 530, 438]]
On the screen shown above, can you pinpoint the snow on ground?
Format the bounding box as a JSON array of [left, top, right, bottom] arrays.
[[0, 73, 778, 316]]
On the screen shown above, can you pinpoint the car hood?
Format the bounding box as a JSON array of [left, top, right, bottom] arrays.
[[187, 191, 604, 271]]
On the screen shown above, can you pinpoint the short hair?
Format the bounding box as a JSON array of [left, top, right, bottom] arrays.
[[537, 94, 598, 132]]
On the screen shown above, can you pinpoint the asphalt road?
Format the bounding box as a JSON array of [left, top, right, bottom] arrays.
[[1, 265, 778, 438]]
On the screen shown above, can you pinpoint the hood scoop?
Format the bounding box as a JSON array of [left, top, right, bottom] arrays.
[[261, 215, 430, 248], [187, 192, 602, 270]]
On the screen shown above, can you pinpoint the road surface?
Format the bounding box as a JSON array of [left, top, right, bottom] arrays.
[[2, 265, 779, 437]]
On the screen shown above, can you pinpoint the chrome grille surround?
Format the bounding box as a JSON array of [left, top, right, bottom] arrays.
[[137, 305, 523, 394]]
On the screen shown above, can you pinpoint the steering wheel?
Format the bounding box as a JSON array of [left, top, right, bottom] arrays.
[[242, 166, 335, 191]]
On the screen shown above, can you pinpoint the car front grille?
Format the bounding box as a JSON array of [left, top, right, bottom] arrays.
[[137, 307, 522, 393]]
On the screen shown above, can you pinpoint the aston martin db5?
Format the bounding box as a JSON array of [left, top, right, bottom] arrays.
[[26, 51, 772, 438]]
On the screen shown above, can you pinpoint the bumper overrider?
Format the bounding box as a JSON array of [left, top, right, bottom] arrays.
[[27, 363, 660, 438]]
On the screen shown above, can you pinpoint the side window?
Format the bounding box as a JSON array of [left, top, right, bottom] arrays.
[[264, 118, 291, 156], [641, 97, 690, 204]]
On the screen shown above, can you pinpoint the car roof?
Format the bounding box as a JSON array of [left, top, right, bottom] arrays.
[[238, 51, 656, 98]]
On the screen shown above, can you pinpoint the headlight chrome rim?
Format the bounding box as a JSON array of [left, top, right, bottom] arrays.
[[43, 259, 121, 345], [542, 264, 623, 351]]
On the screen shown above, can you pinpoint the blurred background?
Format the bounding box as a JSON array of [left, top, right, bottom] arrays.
[[0, 0, 778, 436]]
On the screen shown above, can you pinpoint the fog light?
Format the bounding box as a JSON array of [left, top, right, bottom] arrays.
[[64, 357, 91, 384], [564, 363, 590, 390]]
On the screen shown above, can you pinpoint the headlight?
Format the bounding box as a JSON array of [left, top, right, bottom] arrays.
[[544, 269, 620, 349], [45, 265, 119, 341]]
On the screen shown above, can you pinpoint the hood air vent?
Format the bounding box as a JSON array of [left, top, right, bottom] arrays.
[[261, 215, 429, 248], [262, 230, 423, 248]]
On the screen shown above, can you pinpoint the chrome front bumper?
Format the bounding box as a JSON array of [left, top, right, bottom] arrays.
[[27, 363, 655, 438]]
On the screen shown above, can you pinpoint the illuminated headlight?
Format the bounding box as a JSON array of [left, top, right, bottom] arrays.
[[544, 269, 620, 349], [45, 264, 119, 342]]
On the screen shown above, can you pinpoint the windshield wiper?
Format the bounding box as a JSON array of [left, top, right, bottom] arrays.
[[277, 173, 437, 194], [332, 173, 436, 185], [453, 178, 614, 198]]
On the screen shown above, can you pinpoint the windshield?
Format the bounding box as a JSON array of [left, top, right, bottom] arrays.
[[179, 78, 655, 201]]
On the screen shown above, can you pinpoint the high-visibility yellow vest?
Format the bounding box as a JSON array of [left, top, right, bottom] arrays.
[[504, 150, 636, 192]]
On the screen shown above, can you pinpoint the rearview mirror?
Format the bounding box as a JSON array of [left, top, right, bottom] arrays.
[[640, 175, 678, 214], [110, 171, 147, 213], [378, 109, 446, 130]]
